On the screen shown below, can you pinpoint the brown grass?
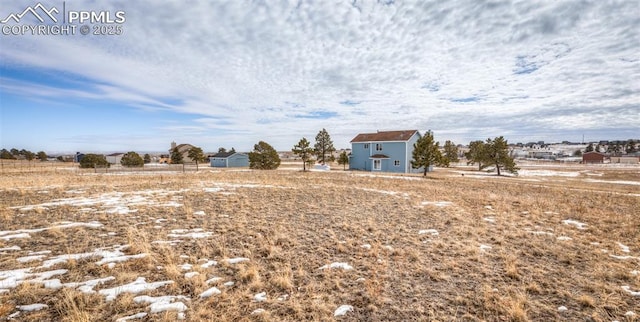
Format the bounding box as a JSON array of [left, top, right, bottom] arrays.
[[0, 164, 638, 321]]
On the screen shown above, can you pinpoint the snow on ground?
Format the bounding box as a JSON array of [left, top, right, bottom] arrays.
[[352, 173, 423, 181], [133, 295, 189, 318], [0, 221, 103, 240], [617, 242, 630, 253], [418, 229, 439, 236], [479, 244, 492, 251], [421, 201, 453, 207], [621, 285, 640, 297], [517, 169, 581, 177], [355, 187, 408, 197], [224, 257, 250, 264], [251, 308, 266, 315], [115, 312, 148, 322], [483, 217, 496, 223], [0, 246, 21, 252], [17, 303, 48, 311], [199, 287, 221, 298], [167, 229, 212, 239], [562, 219, 587, 230], [98, 277, 174, 301], [318, 262, 353, 270], [556, 236, 572, 241], [253, 292, 267, 302], [585, 179, 640, 186], [334, 305, 354, 316]]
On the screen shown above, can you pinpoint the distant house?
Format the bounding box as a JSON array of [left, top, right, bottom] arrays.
[[349, 130, 422, 173], [74, 152, 85, 163], [169, 142, 195, 163], [582, 151, 605, 164], [210, 152, 249, 168], [106, 153, 124, 165]]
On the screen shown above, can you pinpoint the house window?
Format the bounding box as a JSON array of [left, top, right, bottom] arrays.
[[375, 143, 382, 151], [373, 159, 381, 170], [364, 143, 369, 149], [394, 160, 400, 166]]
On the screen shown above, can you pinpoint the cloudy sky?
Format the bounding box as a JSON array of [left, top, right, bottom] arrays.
[[1, 0, 638, 153]]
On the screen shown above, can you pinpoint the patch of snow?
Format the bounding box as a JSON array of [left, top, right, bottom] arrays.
[[334, 305, 354, 317], [223, 281, 234, 287], [518, 170, 580, 177], [483, 217, 496, 223], [421, 201, 453, 207], [17, 303, 48, 311], [180, 264, 193, 271], [556, 236, 572, 241], [65, 276, 115, 294], [251, 309, 266, 315], [277, 294, 289, 301], [17, 255, 47, 263], [193, 211, 206, 216], [617, 242, 630, 253], [319, 262, 353, 270], [0, 233, 31, 240], [205, 277, 222, 284], [115, 312, 148, 322], [43, 279, 63, 289], [610, 255, 638, 260], [626, 311, 636, 317], [361, 244, 371, 250], [200, 260, 217, 268], [312, 164, 330, 171], [253, 292, 267, 302], [184, 272, 199, 279], [585, 179, 640, 186], [558, 306, 568, 312], [96, 253, 147, 265], [418, 229, 439, 236], [0, 246, 22, 251], [28, 250, 51, 255], [621, 285, 640, 297], [167, 229, 212, 239], [99, 277, 174, 301], [225, 257, 249, 264], [134, 295, 189, 316], [484, 205, 493, 210], [562, 219, 587, 230], [631, 270, 639, 276], [199, 287, 221, 298], [479, 244, 492, 251]]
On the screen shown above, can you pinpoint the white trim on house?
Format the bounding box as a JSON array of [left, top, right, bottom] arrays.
[[373, 159, 381, 170]]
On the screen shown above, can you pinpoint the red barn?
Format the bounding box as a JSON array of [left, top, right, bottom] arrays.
[[582, 151, 605, 164]]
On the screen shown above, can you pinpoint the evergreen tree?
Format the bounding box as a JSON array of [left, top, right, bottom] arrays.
[[442, 140, 459, 166], [79, 154, 110, 169], [314, 128, 335, 165], [37, 151, 48, 161], [585, 143, 594, 152], [411, 131, 444, 177], [292, 137, 314, 171], [10, 148, 19, 157], [121, 151, 144, 167], [484, 136, 519, 176], [170, 147, 184, 164], [0, 149, 16, 159], [574, 149, 582, 157], [188, 146, 207, 171], [465, 140, 487, 171], [143, 153, 151, 164], [230, 147, 236, 153], [249, 141, 280, 170], [218, 147, 227, 153], [337, 151, 349, 170], [626, 139, 637, 154], [23, 151, 36, 162]]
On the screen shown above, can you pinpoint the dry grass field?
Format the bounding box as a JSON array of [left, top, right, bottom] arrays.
[[1, 161, 638, 321]]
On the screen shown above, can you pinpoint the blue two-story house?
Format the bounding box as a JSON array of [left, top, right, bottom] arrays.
[[349, 130, 422, 173]]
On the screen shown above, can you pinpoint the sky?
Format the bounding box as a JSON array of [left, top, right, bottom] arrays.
[[0, 0, 638, 153]]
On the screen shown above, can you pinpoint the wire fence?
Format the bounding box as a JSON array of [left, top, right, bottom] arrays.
[[0, 160, 207, 175]]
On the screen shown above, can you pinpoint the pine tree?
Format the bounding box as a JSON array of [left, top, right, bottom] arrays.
[[121, 151, 144, 167], [442, 140, 459, 166], [337, 151, 349, 170], [37, 151, 48, 161], [143, 154, 151, 164], [218, 147, 227, 153], [314, 128, 335, 165], [411, 131, 444, 177], [170, 147, 184, 164], [22, 150, 36, 162], [249, 141, 281, 170], [626, 140, 637, 153], [79, 154, 110, 169], [188, 146, 207, 171], [465, 140, 487, 171], [585, 143, 594, 152], [292, 137, 314, 171], [0, 149, 15, 159], [484, 136, 519, 176]]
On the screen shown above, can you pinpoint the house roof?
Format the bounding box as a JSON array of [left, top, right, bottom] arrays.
[[212, 151, 243, 158], [582, 151, 605, 156], [350, 130, 418, 143]]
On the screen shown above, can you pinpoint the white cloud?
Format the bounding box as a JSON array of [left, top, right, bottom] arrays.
[[0, 0, 638, 150]]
